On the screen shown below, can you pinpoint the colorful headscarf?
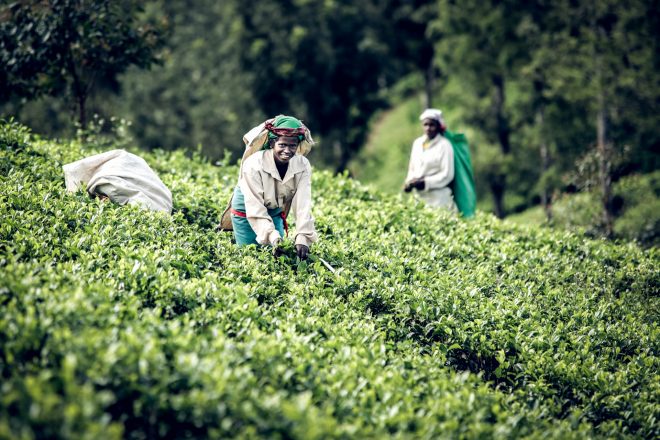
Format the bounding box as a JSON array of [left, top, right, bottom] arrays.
[[240, 115, 315, 165], [265, 115, 307, 146]]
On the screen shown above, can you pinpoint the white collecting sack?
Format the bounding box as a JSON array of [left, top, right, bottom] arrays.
[[63, 149, 172, 213]]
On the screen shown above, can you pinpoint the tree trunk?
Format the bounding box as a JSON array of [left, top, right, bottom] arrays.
[[421, 40, 435, 109], [334, 140, 349, 173], [490, 74, 510, 218], [493, 74, 511, 154], [77, 92, 87, 130], [597, 89, 613, 237], [490, 175, 506, 219], [593, 10, 613, 238], [424, 62, 434, 109], [538, 106, 552, 221], [66, 48, 87, 129]]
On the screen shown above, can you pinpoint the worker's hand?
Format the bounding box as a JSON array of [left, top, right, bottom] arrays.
[[272, 245, 286, 258], [272, 237, 285, 258], [404, 178, 425, 192], [413, 178, 425, 191], [296, 244, 309, 260]]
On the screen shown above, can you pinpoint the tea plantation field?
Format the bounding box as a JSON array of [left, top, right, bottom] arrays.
[[1, 122, 658, 439]]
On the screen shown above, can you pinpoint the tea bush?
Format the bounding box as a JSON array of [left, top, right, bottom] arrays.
[[510, 171, 660, 247], [1, 121, 658, 439]]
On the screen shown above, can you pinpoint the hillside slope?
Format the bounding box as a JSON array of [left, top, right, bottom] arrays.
[[347, 97, 424, 194], [1, 122, 658, 439]]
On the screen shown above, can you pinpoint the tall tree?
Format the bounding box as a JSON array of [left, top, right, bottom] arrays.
[[389, 0, 438, 108], [118, 0, 262, 157], [119, 0, 418, 167], [516, 1, 560, 221], [232, 0, 403, 170], [536, 0, 660, 234], [434, 0, 531, 218], [0, 0, 163, 128]]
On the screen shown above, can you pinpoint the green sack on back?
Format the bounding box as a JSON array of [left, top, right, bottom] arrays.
[[445, 131, 476, 218]]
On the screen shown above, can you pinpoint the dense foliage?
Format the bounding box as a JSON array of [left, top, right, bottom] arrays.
[[1, 121, 658, 438], [0, 0, 164, 128], [506, 171, 660, 248], [433, 0, 660, 218], [116, 0, 432, 169], [1, 0, 429, 168], [351, 97, 660, 246], [2, 1, 658, 221]]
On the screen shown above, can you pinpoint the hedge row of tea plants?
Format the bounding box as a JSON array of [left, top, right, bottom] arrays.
[[1, 121, 658, 439]]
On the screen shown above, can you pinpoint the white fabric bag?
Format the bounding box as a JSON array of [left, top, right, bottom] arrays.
[[63, 149, 172, 213]]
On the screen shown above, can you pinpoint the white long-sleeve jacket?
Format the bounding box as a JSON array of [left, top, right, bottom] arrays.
[[239, 149, 318, 247], [405, 134, 455, 209]]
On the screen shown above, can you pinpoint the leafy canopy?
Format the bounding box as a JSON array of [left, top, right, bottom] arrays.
[[0, 0, 164, 127]]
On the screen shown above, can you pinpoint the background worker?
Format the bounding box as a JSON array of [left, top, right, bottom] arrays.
[[403, 108, 456, 210]]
